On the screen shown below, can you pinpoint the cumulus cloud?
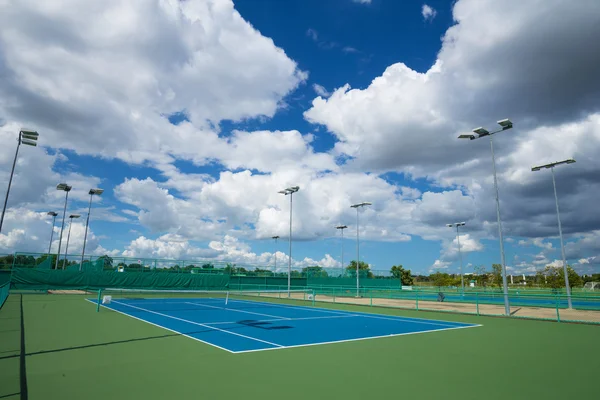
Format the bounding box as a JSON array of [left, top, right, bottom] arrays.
[[2, 0, 600, 274], [422, 4, 437, 21], [304, 0, 600, 244], [121, 234, 340, 270], [0, 0, 307, 165]]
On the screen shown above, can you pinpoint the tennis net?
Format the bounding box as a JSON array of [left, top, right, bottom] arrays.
[[98, 287, 315, 306]]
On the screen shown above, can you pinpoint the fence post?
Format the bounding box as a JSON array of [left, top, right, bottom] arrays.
[[415, 290, 419, 311], [555, 294, 561, 323], [476, 292, 480, 316], [333, 287, 336, 303], [370, 290, 373, 307]]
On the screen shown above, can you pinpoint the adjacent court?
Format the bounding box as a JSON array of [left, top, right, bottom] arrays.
[[91, 294, 479, 353]]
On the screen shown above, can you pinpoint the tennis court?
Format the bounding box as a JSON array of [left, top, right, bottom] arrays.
[[93, 291, 478, 353], [2, 290, 600, 400]]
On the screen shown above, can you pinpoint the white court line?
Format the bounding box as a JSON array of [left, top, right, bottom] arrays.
[[234, 324, 482, 354], [228, 298, 474, 328], [110, 300, 284, 349], [83, 299, 235, 354], [184, 301, 289, 320]]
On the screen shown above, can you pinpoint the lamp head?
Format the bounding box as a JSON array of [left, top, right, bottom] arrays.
[[56, 183, 72, 192], [89, 188, 104, 195], [497, 119, 513, 130], [47, 211, 58, 217], [20, 129, 39, 140], [69, 214, 81, 219]]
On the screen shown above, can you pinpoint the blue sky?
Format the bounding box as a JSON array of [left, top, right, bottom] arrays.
[[1, 0, 599, 276]]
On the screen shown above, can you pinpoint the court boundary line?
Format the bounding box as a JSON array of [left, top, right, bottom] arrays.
[[85, 299, 237, 353], [227, 298, 475, 328], [110, 300, 284, 349], [233, 324, 481, 354]]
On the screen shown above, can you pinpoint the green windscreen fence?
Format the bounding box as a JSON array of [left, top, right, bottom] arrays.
[[10, 268, 230, 291], [66, 258, 105, 272], [307, 277, 400, 288]]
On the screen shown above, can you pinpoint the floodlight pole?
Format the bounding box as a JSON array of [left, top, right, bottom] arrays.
[[0, 130, 39, 234], [272, 236, 279, 275], [551, 167, 572, 309], [532, 159, 575, 309], [64, 218, 74, 265], [489, 135, 510, 315], [55, 185, 72, 269], [81, 189, 103, 270], [456, 226, 464, 292], [336, 225, 347, 270], [351, 202, 371, 297], [447, 222, 466, 293], [288, 193, 293, 296], [458, 119, 512, 315], [278, 186, 299, 297], [47, 213, 58, 256]]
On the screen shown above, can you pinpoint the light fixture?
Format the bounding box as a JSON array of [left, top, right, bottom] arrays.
[[350, 202, 372, 297], [278, 185, 300, 296], [458, 118, 513, 315], [0, 129, 41, 234], [531, 158, 576, 308]]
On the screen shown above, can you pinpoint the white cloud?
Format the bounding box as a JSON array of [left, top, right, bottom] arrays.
[[422, 4, 437, 21], [0, 0, 307, 166], [121, 233, 340, 270], [312, 84, 331, 98], [429, 259, 450, 272], [304, 0, 600, 244]]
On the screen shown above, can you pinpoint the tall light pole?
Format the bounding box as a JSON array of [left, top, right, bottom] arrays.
[[63, 214, 80, 267], [532, 158, 576, 309], [350, 202, 371, 297], [278, 186, 299, 297], [272, 235, 279, 276], [447, 222, 466, 292], [459, 118, 513, 315], [0, 129, 39, 234], [336, 225, 347, 269], [47, 212, 58, 256], [80, 188, 104, 270], [55, 183, 72, 269]]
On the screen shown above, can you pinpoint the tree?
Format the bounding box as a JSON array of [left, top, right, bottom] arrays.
[[97, 255, 113, 269], [302, 266, 328, 278], [542, 265, 583, 289], [346, 260, 373, 278], [390, 265, 414, 285], [474, 265, 490, 287], [201, 263, 215, 269], [431, 272, 452, 287], [490, 264, 503, 287]]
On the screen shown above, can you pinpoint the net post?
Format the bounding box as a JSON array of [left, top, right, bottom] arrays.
[[226, 290, 229, 305], [312, 289, 315, 306], [555, 294, 560, 322], [96, 288, 102, 312], [476, 292, 479, 316]]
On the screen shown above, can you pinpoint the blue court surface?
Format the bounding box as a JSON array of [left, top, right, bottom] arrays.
[[91, 296, 480, 353]]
